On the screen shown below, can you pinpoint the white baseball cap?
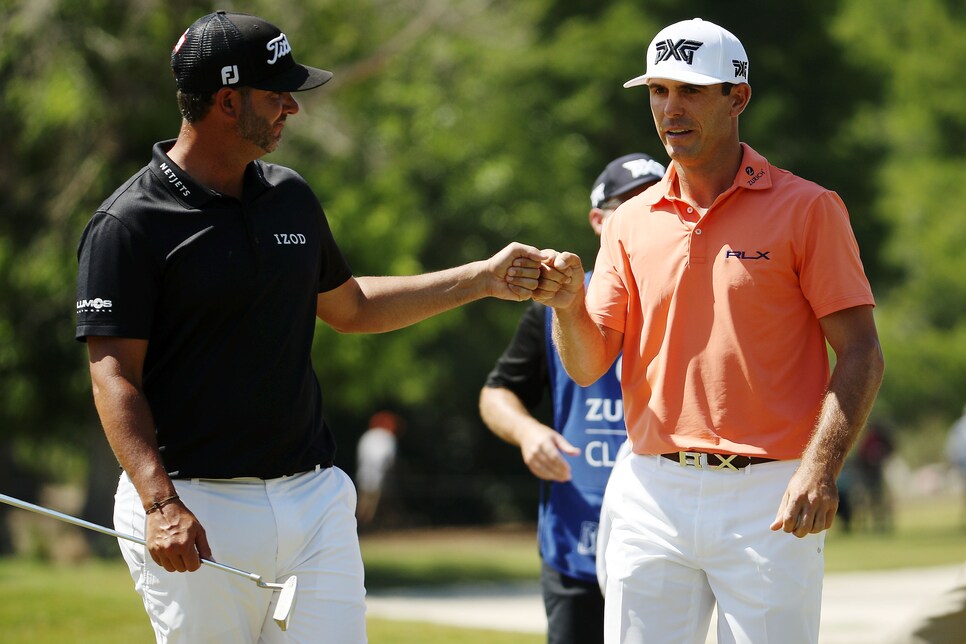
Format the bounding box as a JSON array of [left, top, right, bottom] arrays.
[[624, 18, 749, 88]]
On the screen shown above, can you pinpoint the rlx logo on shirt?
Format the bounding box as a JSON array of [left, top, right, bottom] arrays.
[[725, 250, 771, 260]]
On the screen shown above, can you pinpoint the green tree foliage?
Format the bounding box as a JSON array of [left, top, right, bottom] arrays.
[[0, 0, 207, 547], [832, 0, 966, 426]]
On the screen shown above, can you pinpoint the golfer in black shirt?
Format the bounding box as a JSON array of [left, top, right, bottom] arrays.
[[76, 11, 556, 643]]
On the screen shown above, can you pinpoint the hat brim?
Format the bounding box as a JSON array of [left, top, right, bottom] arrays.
[[252, 64, 333, 92], [623, 71, 739, 89]]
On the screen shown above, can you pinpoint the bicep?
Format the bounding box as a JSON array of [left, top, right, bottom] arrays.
[[316, 277, 363, 332], [818, 305, 879, 358], [86, 336, 148, 392], [600, 324, 624, 367], [480, 386, 529, 419]]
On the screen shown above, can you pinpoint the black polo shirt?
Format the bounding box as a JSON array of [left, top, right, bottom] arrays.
[[76, 140, 352, 479]]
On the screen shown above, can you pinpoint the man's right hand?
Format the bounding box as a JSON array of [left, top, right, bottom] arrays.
[[533, 251, 585, 310], [520, 424, 581, 482], [146, 501, 212, 572]]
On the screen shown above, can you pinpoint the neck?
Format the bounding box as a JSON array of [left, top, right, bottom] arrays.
[[167, 121, 256, 199], [673, 143, 743, 211]]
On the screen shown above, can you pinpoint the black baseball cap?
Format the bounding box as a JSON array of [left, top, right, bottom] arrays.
[[590, 153, 666, 208], [171, 11, 333, 93]]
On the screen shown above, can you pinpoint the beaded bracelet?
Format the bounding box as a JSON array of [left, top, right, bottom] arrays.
[[144, 494, 180, 515]]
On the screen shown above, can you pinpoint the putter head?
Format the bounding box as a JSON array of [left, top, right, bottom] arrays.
[[272, 575, 298, 631]]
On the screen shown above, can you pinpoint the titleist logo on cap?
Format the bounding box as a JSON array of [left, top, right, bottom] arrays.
[[266, 33, 292, 64]]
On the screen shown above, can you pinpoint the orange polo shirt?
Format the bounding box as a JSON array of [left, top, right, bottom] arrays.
[[586, 144, 875, 460]]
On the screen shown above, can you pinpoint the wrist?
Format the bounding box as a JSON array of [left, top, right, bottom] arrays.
[[553, 290, 586, 315], [143, 494, 180, 515]]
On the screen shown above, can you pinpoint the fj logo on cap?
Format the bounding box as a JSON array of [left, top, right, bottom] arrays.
[[266, 34, 292, 65], [732, 60, 748, 79], [221, 65, 240, 85], [655, 39, 703, 65]]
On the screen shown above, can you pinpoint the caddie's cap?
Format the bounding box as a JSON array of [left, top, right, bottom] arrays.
[[171, 11, 333, 93], [624, 18, 749, 88], [590, 153, 666, 208]]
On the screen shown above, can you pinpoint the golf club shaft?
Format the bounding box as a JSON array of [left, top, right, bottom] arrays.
[[0, 492, 281, 589]]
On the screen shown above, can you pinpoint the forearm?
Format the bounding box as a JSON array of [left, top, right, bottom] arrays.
[[551, 299, 616, 386], [771, 305, 884, 537], [479, 384, 577, 481], [350, 266, 488, 332], [479, 386, 552, 447], [800, 339, 885, 480], [92, 374, 176, 506], [321, 242, 552, 333]]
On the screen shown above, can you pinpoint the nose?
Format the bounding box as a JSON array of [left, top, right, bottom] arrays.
[[283, 92, 300, 115], [662, 91, 684, 117]]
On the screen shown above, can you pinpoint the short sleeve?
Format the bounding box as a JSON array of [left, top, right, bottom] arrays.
[[798, 191, 875, 319], [75, 211, 159, 340], [586, 223, 630, 332], [483, 302, 548, 410], [315, 207, 352, 293]]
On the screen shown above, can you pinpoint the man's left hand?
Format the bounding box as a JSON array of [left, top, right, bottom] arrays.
[[770, 465, 839, 537]]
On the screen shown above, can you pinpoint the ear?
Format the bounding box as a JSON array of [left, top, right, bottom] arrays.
[[731, 83, 752, 117], [589, 208, 605, 235], [214, 87, 240, 118]]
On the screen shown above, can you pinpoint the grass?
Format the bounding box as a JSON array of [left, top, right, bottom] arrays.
[[0, 495, 962, 643], [0, 557, 544, 644], [823, 493, 966, 572], [360, 524, 541, 589], [0, 558, 151, 643]]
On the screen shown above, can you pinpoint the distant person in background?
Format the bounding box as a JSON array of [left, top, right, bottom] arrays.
[[355, 411, 405, 526], [835, 454, 857, 532], [853, 420, 895, 532], [946, 404, 966, 519], [480, 153, 665, 644]]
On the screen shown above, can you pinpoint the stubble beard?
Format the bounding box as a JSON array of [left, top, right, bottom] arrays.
[[237, 98, 281, 154]]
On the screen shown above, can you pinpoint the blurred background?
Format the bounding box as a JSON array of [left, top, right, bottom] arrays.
[[1, 0, 965, 559]]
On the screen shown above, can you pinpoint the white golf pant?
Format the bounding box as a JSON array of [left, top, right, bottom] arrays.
[[600, 454, 824, 644], [115, 466, 366, 643]]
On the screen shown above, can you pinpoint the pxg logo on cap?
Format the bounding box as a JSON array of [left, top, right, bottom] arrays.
[[172, 11, 332, 94], [624, 18, 749, 88]]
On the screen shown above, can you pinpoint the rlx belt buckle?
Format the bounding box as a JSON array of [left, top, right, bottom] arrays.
[[711, 454, 739, 470], [678, 452, 740, 470], [678, 451, 703, 468]]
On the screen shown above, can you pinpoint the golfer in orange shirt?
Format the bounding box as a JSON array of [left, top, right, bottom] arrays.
[[535, 18, 885, 644]]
